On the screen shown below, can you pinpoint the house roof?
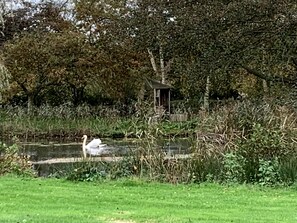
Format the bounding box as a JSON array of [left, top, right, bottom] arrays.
[[146, 78, 172, 89]]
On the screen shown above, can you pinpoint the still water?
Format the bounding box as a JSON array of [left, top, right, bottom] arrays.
[[1, 138, 191, 176], [6, 138, 192, 162]]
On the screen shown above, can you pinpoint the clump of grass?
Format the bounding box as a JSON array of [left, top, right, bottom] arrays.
[[0, 138, 34, 176], [212, 100, 297, 185]]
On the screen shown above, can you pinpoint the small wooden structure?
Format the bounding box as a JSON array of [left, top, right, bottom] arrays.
[[146, 78, 172, 115]]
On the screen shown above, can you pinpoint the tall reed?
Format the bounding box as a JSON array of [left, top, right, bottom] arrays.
[[3, 100, 297, 185]]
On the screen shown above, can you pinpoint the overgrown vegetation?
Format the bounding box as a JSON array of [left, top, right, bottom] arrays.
[[0, 103, 198, 139], [9, 100, 291, 186], [0, 139, 33, 176]]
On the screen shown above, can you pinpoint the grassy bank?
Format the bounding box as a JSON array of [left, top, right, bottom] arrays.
[[1, 100, 296, 142], [0, 108, 196, 140], [1, 176, 297, 223]]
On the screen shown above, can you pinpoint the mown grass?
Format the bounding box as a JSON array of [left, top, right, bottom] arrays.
[[1, 176, 297, 223]]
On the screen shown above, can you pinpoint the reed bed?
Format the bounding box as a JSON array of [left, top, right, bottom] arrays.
[[1, 100, 297, 185]]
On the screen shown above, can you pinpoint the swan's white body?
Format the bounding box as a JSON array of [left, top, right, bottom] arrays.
[[82, 135, 107, 158]]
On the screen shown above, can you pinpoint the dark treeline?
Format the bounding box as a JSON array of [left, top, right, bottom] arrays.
[[1, 0, 297, 113]]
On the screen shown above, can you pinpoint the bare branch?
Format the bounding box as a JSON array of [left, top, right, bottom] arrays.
[[239, 64, 296, 85]]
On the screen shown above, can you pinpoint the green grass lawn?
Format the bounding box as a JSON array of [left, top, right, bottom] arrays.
[[0, 176, 297, 223]]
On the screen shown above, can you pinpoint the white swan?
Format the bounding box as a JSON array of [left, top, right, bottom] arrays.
[[82, 135, 107, 158]]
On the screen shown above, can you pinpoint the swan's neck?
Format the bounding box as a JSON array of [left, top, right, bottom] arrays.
[[82, 137, 87, 158]]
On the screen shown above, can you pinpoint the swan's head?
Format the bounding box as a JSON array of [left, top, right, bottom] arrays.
[[82, 135, 87, 140]]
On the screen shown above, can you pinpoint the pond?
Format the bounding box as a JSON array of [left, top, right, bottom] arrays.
[[2, 137, 192, 176], [3, 137, 192, 162]]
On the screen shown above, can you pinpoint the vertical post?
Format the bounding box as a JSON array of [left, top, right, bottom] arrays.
[[203, 75, 210, 112], [168, 89, 171, 115], [158, 89, 161, 107], [153, 88, 156, 112]]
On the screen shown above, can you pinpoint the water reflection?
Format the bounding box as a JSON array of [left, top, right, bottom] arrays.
[[22, 139, 135, 162], [3, 138, 191, 162]]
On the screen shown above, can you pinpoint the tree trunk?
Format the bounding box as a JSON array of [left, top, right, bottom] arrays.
[[0, 1, 4, 37], [203, 75, 210, 112], [72, 86, 84, 106], [147, 48, 159, 76], [0, 62, 10, 103], [137, 82, 145, 103], [159, 45, 165, 84], [262, 79, 268, 94], [147, 46, 172, 84], [27, 94, 34, 114]]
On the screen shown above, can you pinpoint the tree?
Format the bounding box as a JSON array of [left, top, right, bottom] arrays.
[[2, 1, 88, 109], [220, 1, 297, 87], [0, 0, 18, 103], [1, 1, 73, 46], [73, 0, 144, 104], [47, 31, 98, 106], [129, 0, 177, 84], [4, 0, 297, 111], [0, 58, 10, 104], [168, 1, 297, 107], [3, 33, 62, 112]]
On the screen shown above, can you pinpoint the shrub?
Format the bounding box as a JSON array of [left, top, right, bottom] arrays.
[[236, 123, 286, 183], [258, 158, 281, 186], [66, 164, 108, 182], [223, 152, 245, 183], [0, 141, 33, 176], [65, 157, 138, 182]]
